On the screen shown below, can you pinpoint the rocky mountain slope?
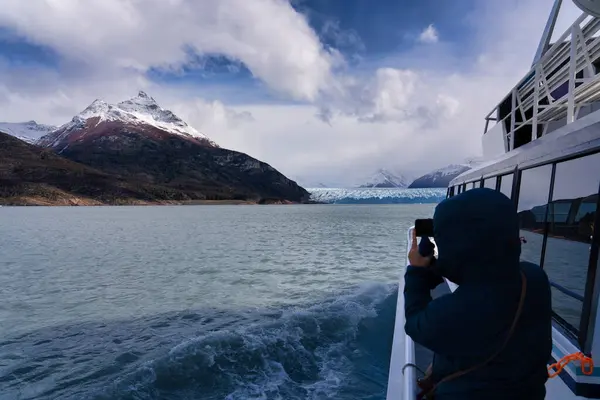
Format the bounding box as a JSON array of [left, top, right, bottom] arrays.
[[0, 132, 190, 206], [0, 92, 308, 205]]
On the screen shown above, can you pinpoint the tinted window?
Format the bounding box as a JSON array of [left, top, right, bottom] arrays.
[[544, 153, 600, 332], [517, 165, 552, 266], [500, 174, 514, 199], [484, 177, 496, 190]]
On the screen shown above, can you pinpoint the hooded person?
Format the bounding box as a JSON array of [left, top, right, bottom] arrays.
[[404, 188, 552, 400]]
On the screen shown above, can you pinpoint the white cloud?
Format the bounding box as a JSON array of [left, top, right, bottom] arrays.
[[0, 0, 338, 102], [0, 0, 578, 186], [418, 24, 439, 44]]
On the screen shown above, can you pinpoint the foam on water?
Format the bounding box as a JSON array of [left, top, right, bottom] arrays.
[[1, 284, 398, 400], [308, 188, 447, 204]]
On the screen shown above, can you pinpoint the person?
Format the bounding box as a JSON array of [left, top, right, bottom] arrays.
[[404, 188, 552, 400]]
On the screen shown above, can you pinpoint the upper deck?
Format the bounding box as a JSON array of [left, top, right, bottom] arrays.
[[482, 7, 600, 158]]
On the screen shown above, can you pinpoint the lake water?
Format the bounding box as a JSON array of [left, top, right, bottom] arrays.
[[0, 204, 436, 400]]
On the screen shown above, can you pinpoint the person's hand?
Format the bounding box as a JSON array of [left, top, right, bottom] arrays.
[[408, 230, 432, 267]]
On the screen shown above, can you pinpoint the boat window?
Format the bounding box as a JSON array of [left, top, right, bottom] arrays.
[[471, 182, 476, 190], [462, 183, 467, 192], [499, 173, 514, 199], [484, 177, 497, 190], [544, 153, 600, 333], [517, 165, 552, 266]]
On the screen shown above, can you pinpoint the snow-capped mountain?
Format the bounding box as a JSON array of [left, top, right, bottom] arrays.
[[38, 91, 216, 149], [408, 164, 472, 188], [359, 168, 412, 188], [408, 156, 485, 189], [0, 121, 57, 144]]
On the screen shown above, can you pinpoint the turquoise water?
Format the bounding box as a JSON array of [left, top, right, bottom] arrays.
[[0, 204, 436, 400]]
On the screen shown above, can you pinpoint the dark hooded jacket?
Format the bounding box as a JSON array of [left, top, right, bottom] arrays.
[[404, 188, 552, 400]]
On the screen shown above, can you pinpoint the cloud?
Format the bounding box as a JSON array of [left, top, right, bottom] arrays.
[[418, 24, 439, 44], [0, 0, 583, 187], [0, 0, 339, 102]]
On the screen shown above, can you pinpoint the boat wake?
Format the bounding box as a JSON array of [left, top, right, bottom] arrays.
[[0, 283, 398, 400]]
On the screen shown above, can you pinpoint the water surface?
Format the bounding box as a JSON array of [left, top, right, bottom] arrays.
[[0, 204, 435, 400]]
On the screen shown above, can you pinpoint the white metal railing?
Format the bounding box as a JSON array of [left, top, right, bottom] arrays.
[[386, 228, 459, 400], [385, 226, 417, 400], [484, 12, 600, 151], [402, 227, 417, 400]]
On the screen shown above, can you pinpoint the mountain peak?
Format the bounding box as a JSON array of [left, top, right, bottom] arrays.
[[359, 168, 412, 188], [408, 164, 472, 188], [0, 121, 57, 144], [39, 92, 217, 148]]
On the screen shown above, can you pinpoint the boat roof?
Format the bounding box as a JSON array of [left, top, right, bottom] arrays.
[[450, 109, 600, 185]]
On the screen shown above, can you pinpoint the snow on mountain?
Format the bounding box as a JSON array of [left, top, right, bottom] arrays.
[[0, 121, 57, 144], [38, 91, 217, 148], [408, 164, 472, 188], [359, 168, 412, 188]]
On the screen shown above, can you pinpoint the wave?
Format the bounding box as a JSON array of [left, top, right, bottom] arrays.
[[1, 284, 398, 400], [97, 283, 397, 400], [307, 188, 447, 204]]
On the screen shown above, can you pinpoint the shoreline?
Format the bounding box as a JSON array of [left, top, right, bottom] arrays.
[[0, 197, 319, 207]]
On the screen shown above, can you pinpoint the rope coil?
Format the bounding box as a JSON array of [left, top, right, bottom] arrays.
[[548, 352, 594, 378]]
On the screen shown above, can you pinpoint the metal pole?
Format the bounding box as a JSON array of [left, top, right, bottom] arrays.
[[510, 89, 516, 150], [568, 25, 577, 123], [533, 65, 540, 141], [532, 0, 563, 67]]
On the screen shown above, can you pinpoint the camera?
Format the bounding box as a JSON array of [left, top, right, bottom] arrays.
[[415, 218, 434, 237]]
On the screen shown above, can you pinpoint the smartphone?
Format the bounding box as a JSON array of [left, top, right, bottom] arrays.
[[415, 218, 434, 237]]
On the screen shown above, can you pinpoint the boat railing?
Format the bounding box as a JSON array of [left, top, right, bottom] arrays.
[[484, 11, 600, 150], [388, 228, 457, 400], [400, 226, 417, 400], [549, 280, 585, 302]]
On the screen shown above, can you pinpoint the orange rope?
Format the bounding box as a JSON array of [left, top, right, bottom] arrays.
[[548, 352, 594, 378]]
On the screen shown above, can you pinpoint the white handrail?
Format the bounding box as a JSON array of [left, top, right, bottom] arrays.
[[385, 226, 417, 400], [386, 226, 417, 400], [403, 227, 417, 400], [387, 228, 459, 400]]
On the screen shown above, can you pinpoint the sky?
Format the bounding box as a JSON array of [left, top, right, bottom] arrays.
[[0, 0, 585, 187]]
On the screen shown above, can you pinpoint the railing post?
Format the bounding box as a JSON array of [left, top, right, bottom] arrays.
[[510, 89, 516, 150], [568, 25, 577, 123], [533, 65, 540, 141]]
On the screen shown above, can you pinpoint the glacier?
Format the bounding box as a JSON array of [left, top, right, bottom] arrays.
[[308, 188, 447, 204]]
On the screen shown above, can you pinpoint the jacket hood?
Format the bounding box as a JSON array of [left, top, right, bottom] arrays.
[[432, 188, 521, 285]]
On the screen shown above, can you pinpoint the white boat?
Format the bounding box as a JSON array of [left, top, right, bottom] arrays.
[[387, 1, 600, 398]]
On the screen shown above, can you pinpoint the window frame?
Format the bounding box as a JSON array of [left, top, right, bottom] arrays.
[[499, 171, 516, 200], [483, 176, 498, 191], [512, 151, 600, 350]]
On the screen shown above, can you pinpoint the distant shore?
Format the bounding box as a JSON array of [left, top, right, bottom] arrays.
[[0, 197, 319, 206]]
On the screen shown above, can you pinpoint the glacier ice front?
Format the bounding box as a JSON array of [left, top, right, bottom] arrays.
[[308, 188, 447, 204]]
